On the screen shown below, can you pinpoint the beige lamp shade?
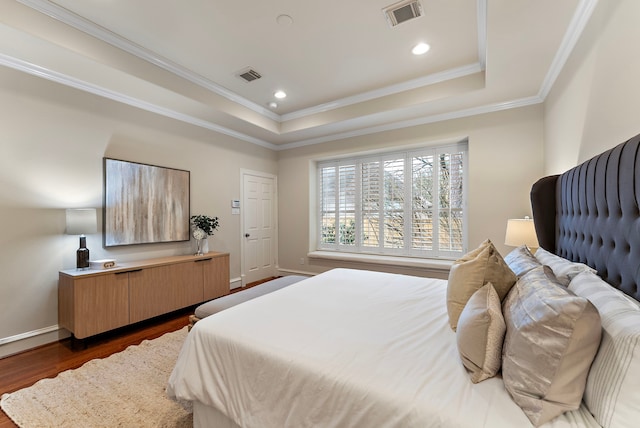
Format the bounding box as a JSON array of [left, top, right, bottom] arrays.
[[505, 217, 539, 248], [66, 208, 98, 235]]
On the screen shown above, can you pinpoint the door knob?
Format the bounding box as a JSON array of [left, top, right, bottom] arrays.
[[245, 233, 250, 238]]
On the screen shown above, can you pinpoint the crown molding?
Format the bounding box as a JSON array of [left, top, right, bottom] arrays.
[[0, 46, 542, 152], [477, 0, 487, 70], [0, 48, 546, 152], [275, 96, 543, 151], [280, 63, 484, 122], [0, 52, 278, 150], [538, 0, 598, 99]]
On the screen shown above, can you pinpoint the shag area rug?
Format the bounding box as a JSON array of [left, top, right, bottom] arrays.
[[1, 327, 191, 428]]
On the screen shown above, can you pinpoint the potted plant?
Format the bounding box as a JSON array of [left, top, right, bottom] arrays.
[[191, 215, 219, 255]]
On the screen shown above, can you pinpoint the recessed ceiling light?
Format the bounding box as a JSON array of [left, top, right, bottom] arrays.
[[274, 90, 287, 99], [276, 14, 293, 26], [412, 42, 430, 55], [268, 102, 278, 109]]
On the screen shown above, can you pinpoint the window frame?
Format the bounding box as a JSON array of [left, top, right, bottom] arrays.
[[316, 140, 468, 260]]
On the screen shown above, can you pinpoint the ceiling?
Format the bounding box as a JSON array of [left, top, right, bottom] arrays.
[[0, 0, 595, 150]]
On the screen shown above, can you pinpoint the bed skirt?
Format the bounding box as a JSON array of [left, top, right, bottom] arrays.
[[193, 402, 240, 428]]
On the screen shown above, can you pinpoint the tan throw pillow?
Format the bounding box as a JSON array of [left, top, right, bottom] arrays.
[[447, 239, 516, 331], [456, 283, 506, 383], [502, 266, 602, 426]]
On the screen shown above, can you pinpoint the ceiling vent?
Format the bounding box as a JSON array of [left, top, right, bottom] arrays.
[[236, 67, 262, 83], [383, 0, 424, 27]]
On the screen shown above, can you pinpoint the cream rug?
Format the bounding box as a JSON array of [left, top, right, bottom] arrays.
[[1, 327, 191, 428]]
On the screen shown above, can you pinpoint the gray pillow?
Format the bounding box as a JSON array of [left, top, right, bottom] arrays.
[[504, 245, 541, 277], [502, 266, 601, 426]]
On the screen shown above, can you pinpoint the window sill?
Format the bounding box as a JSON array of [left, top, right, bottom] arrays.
[[307, 251, 454, 272]]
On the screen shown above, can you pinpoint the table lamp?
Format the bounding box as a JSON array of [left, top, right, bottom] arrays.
[[504, 216, 539, 250], [66, 208, 98, 269]]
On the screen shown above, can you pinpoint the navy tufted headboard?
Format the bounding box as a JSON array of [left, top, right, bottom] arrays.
[[531, 133, 640, 301]]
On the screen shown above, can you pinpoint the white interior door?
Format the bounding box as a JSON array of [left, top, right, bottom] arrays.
[[242, 171, 277, 285]]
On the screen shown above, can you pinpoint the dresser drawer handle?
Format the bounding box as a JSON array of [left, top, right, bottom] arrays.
[[115, 269, 143, 275]]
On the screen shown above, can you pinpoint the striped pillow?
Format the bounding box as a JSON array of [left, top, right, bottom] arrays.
[[535, 247, 596, 285], [568, 271, 640, 428]]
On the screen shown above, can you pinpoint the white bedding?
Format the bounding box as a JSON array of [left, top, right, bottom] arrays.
[[167, 268, 600, 427]]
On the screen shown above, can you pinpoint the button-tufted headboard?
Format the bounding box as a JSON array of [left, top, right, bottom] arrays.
[[531, 133, 640, 301]]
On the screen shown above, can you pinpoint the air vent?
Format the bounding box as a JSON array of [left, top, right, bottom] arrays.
[[383, 0, 424, 27], [236, 67, 262, 83]]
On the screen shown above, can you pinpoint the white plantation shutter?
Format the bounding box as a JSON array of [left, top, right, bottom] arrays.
[[320, 166, 337, 245], [383, 157, 405, 249], [338, 165, 356, 246], [438, 151, 464, 253], [412, 154, 434, 251], [318, 141, 467, 258], [361, 160, 381, 248]]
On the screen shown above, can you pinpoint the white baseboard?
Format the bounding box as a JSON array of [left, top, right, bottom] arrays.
[[277, 268, 317, 277], [230, 277, 242, 290], [0, 325, 69, 359]]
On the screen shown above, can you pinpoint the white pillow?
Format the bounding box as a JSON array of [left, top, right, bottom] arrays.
[[569, 271, 640, 428], [534, 247, 596, 285]]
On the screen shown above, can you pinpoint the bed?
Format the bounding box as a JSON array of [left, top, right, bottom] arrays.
[[168, 134, 640, 427]]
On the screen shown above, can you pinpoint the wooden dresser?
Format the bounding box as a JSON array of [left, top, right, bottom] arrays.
[[58, 252, 229, 339]]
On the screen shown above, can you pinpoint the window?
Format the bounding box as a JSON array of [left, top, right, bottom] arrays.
[[317, 141, 467, 259]]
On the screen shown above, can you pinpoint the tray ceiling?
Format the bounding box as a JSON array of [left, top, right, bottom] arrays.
[[0, 0, 593, 149]]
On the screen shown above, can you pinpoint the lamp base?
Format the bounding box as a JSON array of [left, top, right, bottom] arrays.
[[76, 236, 90, 269]]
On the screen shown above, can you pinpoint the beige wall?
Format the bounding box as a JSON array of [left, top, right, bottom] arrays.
[[277, 105, 544, 277], [545, 0, 640, 174], [0, 67, 277, 356]]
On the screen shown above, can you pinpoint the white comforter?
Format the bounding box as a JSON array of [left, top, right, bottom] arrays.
[[167, 268, 599, 428]]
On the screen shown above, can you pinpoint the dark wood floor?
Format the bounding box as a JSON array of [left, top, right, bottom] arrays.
[[0, 278, 275, 428]]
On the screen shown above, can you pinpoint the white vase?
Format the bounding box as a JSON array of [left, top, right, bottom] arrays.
[[195, 237, 208, 255]]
